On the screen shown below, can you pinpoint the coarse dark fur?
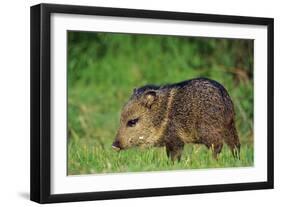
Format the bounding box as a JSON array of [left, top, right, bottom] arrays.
[[112, 78, 240, 161]]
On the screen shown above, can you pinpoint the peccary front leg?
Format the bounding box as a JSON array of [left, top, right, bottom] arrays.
[[165, 140, 184, 162]]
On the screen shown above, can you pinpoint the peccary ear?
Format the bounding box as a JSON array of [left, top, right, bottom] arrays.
[[143, 90, 157, 108], [133, 88, 137, 95]]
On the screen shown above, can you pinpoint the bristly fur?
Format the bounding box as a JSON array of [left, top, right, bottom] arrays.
[[133, 77, 230, 97]]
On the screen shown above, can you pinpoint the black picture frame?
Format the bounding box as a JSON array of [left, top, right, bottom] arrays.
[[30, 3, 274, 204]]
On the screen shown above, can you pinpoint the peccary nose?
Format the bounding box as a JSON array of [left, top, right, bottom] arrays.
[[112, 139, 121, 151]]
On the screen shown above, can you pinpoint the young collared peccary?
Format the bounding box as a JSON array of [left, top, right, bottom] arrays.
[[112, 78, 240, 161]]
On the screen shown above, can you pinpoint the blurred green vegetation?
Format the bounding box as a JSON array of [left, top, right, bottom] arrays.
[[67, 32, 254, 175]]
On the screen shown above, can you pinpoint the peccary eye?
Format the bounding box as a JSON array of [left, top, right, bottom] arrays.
[[127, 118, 139, 127]]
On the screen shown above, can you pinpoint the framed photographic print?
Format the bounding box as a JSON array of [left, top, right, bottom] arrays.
[[30, 3, 274, 203]]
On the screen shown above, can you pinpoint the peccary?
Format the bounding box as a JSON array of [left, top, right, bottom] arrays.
[[112, 78, 240, 161]]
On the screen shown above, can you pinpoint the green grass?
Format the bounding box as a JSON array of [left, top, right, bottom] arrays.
[[67, 32, 254, 175], [68, 137, 253, 174]]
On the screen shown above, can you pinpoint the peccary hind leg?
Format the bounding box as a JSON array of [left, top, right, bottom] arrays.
[[226, 140, 240, 159], [212, 143, 223, 160], [165, 140, 184, 162], [204, 142, 223, 160], [224, 119, 241, 159], [200, 131, 224, 160]]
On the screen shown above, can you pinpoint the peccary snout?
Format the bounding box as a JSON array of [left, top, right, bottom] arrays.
[[112, 139, 122, 151]]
